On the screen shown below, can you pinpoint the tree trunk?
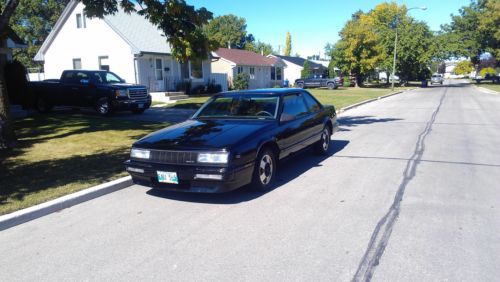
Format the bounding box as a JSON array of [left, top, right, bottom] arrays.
[[0, 0, 21, 149], [355, 74, 363, 88]]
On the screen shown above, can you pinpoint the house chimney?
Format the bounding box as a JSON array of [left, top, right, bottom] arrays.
[[227, 41, 231, 49], [261, 48, 264, 56]]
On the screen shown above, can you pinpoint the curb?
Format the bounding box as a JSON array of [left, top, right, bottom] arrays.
[[336, 90, 405, 114], [0, 176, 132, 231], [472, 85, 499, 95]]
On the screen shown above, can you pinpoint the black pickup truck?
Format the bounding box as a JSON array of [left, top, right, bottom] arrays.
[[30, 70, 151, 115], [295, 75, 339, 90]]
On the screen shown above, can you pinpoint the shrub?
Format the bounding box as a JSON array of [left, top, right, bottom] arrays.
[[176, 79, 192, 94], [479, 67, 496, 78], [233, 73, 249, 90], [301, 60, 311, 78]]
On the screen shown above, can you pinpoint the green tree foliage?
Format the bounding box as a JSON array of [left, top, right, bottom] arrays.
[[479, 67, 496, 77], [331, 3, 434, 85], [246, 41, 274, 56], [443, 0, 499, 63], [284, 31, 291, 56], [8, 0, 70, 69], [81, 0, 214, 62], [203, 14, 250, 49], [233, 72, 249, 90], [454, 60, 474, 75], [301, 60, 311, 78]]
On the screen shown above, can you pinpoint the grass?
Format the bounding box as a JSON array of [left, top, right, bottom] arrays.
[[474, 81, 500, 93], [0, 114, 167, 215], [168, 87, 411, 111]]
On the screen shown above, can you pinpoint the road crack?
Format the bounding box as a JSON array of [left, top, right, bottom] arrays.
[[352, 88, 448, 282]]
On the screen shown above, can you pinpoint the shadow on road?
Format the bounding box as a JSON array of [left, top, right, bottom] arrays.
[[146, 140, 350, 204], [339, 115, 403, 131]]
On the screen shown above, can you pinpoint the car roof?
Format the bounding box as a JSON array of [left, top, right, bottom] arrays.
[[219, 88, 303, 96]]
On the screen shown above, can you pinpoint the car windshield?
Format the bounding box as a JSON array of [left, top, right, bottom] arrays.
[[92, 72, 123, 84], [194, 95, 280, 119], [432, 75, 441, 78]]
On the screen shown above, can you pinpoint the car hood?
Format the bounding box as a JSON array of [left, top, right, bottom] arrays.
[[134, 119, 275, 150]]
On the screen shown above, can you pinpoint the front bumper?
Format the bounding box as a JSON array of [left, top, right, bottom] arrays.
[[113, 97, 152, 111], [124, 160, 254, 193]]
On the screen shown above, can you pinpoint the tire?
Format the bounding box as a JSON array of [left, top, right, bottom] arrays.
[[132, 108, 145, 114], [96, 98, 112, 116], [36, 97, 52, 113], [314, 127, 331, 155], [327, 82, 335, 90], [296, 82, 304, 89], [251, 148, 276, 191]]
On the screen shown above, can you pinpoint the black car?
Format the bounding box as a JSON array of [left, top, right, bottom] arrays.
[[30, 70, 151, 115], [295, 75, 339, 90], [125, 88, 339, 193]]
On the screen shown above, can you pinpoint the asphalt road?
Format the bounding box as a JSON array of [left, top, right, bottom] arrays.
[[1, 81, 499, 281]]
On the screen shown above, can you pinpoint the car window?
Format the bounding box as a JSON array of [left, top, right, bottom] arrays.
[[195, 96, 279, 119], [302, 92, 322, 112], [282, 94, 309, 118]]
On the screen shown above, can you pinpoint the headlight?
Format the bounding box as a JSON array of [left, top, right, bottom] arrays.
[[115, 89, 128, 98], [197, 152, 229, 164], [131, 148, 150, 159]]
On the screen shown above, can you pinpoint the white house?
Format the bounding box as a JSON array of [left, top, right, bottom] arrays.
[[0, 27, 27, 69], [212, 48, 285, 89], [34, 0, 212, 92], [268, 55, 327, 84]]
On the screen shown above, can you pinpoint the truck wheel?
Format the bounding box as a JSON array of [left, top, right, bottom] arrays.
[[36, 98, 52, 113], [132, 108, 145, 114], [327, 82, 336, 90], [251, 148, 276, 192], [296, 82, 304, 89], [96, 98, 112, 116]]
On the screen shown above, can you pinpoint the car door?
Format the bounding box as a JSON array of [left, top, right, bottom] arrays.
[[276, 93, 314, 158], [301, 91, 326, 145], [60, 71, 80, 106]]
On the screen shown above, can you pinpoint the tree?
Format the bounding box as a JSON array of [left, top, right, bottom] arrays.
[[9, 0, 70, 69], [233, 72, 249, 90], [301, 60, 311, 78], [0, 0, 214, 149], [479, 67, 496, 77], [438, 62, 446, 74], [454, 60, 474, 75], [203, 14, 249, 49], [284, 31, 291, 56], [246, 40, 274, 56]]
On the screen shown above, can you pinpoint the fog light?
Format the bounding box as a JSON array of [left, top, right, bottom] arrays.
[[194, 174, 223, 180], [127, 167, 144, 173]]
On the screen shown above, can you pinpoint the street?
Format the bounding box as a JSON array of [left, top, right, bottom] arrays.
[[1, 81, 499, 281]]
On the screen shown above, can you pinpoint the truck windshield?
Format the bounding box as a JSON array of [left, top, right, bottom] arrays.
[[194, 95, 280, 119], [92, 72, 123, 84]]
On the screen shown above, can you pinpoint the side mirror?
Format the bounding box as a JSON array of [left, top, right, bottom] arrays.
[[120, 79, 126, 83], [280, 113, 296, 123]]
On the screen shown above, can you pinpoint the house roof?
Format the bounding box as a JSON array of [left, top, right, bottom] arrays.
[[274, 55, 325, 69], [214, 48, 278, 67], [35, 0, 171, 61]]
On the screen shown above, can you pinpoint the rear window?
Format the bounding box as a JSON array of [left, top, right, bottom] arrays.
[[194, 95, 280, 119]]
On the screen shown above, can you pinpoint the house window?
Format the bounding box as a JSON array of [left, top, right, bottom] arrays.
[[276, 67, 282, 80], [76, 14, 82, 28], [82, 13, 87, 28], [271, 67, 276, 80], [249, 67, 255, 79], [237, 66, 243, 74], [155, 58, 163, 80], [190, 59, 203, 79], [98, 56, 109, 71], [73, 58, 82, 70]]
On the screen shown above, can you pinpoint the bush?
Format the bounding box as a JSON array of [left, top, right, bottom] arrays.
[[4, 60, 31, 107], [479, 67, 496, 78], [175, 79, 192, 94], [233, 73, 249, 90]]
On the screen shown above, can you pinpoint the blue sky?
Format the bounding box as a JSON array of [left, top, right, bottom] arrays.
[[192, 0, 470, 57]]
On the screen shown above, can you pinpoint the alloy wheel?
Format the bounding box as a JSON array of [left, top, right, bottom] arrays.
[[259, 154, 274, 185]]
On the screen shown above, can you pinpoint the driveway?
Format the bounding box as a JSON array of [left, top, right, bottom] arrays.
[[1, 81, 499, 281]]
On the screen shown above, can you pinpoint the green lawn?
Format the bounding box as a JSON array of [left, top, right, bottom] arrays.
[[169, 87, 411, 110], [475, 82, 500, 93], [0, 115, 167, 215]]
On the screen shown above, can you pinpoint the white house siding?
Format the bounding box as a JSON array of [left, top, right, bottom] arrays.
[[43, 3, 135, 82], [282, 61, 303, 85]]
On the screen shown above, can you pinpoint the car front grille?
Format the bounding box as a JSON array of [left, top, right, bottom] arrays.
[[128, 88, 148, 100], [147, 150, 198, 165]]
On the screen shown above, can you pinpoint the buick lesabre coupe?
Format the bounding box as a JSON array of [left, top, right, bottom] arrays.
[[125, 88, 339, 193]]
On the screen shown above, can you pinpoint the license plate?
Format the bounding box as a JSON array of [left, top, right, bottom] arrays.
[[138, 104, 144, 109], [157, 171, 178, 184]]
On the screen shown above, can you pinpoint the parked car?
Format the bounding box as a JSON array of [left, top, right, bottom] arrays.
[[125, 88, 339, 193], [475, 73, 500, 84], [430, 74, 444, 85], [30, 70, 151, 115], [295, 75, 339, 90]]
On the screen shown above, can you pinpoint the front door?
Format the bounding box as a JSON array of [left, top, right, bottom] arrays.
[[154, 58, 164, 92]]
